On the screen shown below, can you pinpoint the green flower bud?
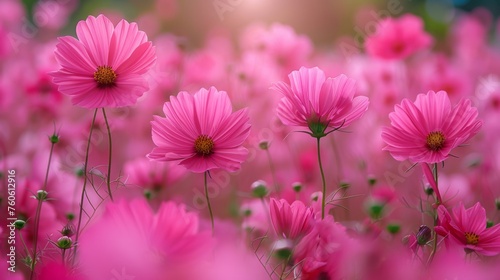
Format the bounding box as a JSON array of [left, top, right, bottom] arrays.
[[273, 239, 293, 260], [386, 223, 401, 234], [251, 180, 268, 198], [292, 182, 302, 193], [49, 134, 60, 144], [34, 190, 48, 201], [367, 202, 385, 220], [367, 176, 377, 186], [56, 236, 73, 250], [487, 220, 494, 228], [14, 220, 26, 230]]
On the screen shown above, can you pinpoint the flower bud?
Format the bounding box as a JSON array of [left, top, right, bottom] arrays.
[[56, 236, 73, 250], [386, 223, 400, 234], [487, 220, 494, 228], [416, 225, 432, 245], [34, 190, 48, 201], [251, 180, 268, 198], [273, 239, 293, 260], [49, 134, 60, 144], [259, 141, 269, 150], [75, 167, 84, 177], [292, 182, 302, 193], [367, 202, 385, 220], [311, 191, 321, 202], [61, 224, 75, 237], [14, 220, 26, 230], [424, 183, 434, 196], [66, 213, 75, 221], [367, 175, 377, 186]]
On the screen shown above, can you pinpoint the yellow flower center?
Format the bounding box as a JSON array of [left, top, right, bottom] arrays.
[[465, 232, 479, 245], [194, 135, 214, 156], [94, 66, 117, 88], [426, 131, 445, 151]]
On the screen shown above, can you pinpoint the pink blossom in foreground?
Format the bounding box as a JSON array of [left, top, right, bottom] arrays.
[[435, 202, 500, 256], [148, 86, 251, 173], [269, 198, 314, 241], [51, 14, 156, 108], [381, 90, 482, 163], [273, 67, 369, 138], [294, 216, 353, 279], [79, 199, 212, 279], [365, 14, 433, 60]]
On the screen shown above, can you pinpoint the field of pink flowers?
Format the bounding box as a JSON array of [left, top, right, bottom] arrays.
[[2, 0, 500, 279]]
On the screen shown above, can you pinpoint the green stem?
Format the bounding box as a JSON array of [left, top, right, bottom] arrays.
[[265, 149, 279, 193], [317, 137, 327, 219], [102, 108, 114, 201], [427, 163, 439, 265], [73, 109, 98, 264], [204, 172, 214, 232], [62, 249, 66, 265], [29, 136, 56, 279]]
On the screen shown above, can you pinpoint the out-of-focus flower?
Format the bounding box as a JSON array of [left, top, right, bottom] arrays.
[[51, 14, 156, 108], [273, 67, 369, 138], [365, 14, 433, 60], [435, 202, 500, 256], [240, 23, 313, 72], [123, 156, 186, 189], [79, 199, 212, 279], [381, 90, 481, 163], [38, 260, 83, 280], [148, 87, 251, 173], [294, 216, 352, 279]]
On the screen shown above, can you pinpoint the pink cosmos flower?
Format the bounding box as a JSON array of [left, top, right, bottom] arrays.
[[294, 216, 352, 279], [435, 202, 500, 256], [51, 14, 156, 108], [79, 199, 212, 279], [273, 67, 369, 138], [365, 14, 433, 60], [381, 90, 482, 163], [148, 86, 251, 173], [269, 198, 314, 241]]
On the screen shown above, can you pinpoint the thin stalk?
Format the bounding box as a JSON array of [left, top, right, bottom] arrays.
[[427, 163, 439, 265], [62, 249, 66, 264], [29, 135, 56, 279], [317, 137, 327, 219], [73, 109, 98, 264], [204, 171, 214, 232], [102, 108, 114, 201], [265, 149, 279, 193]]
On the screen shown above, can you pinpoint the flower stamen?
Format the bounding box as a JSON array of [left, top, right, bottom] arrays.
[[194, 135, 214, 156], [465, 232, 479, 245], [426, 131, 445, 151], [94, 66, 117, 88]]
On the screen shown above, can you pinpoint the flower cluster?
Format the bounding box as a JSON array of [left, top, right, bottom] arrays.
[[2, 3, 500, 280]]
